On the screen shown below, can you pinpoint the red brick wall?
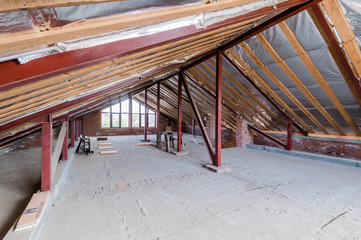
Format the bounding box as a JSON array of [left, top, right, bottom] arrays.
[[254, 134, 361, 161], [82, 111, 175, 136]]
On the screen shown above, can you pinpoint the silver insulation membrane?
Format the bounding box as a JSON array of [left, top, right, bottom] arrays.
[[340, 0, 361, 46], [0, 0, 285, 62], [227, 10, 361, 134]]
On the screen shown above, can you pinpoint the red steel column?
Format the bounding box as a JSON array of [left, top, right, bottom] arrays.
[[75, 118, 79, 141], [41, 116, 52, 191], [129, 95, 133, 134], [287, 118, 293, 150], [177, 73, 183, 152], [71, 119, 75, 148], [157, 82, 161, 146], [144, 89, 148, 140], [215, 51, 222, 167], [62, 121, 68, 160]]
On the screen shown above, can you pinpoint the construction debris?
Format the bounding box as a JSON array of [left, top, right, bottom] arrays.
[[98, 143, 112, 146], [97, 146, 113, 149]]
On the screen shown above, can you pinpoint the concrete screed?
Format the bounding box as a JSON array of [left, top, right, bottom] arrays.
[[34, 135, 361, 239]]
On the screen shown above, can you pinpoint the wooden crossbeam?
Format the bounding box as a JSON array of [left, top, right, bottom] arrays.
[[256, 33, 345, 135], [278, 21, 361, 136]]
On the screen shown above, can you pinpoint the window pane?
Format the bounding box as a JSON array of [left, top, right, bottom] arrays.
[[121, 114, 129, 127], [112, 103, 120, 113], [121, 99, 129, 113], [140, 114, 145, 127], [132, 100, 139, 113], [140, 104, 145, 114], [112, 114, 119, 127], [149, 114, 155, 127], [149, 109, 154, 115], [102, 107, 110, 113], [101, 113, 110, 128], [132, 114, 139, 127]]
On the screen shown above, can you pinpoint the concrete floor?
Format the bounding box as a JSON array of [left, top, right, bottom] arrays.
[[24, 135, 361, 239], [0, 147, 41, 239]]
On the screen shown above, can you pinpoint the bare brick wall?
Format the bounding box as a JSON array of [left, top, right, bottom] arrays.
[[236, 119, 254, 148], [82, 111, 175, 136], [254, 134, 361, 161]]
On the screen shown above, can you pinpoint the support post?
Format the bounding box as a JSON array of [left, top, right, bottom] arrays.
[[215, 50, 222, 167], [157, 82, 161, 147], [142, 89, 149, 141], [75, 118, 79, 141], [192, 119, 195, 136], [41, 115, 52, 192], [287, 118, 293, 150], [71, 119, 75, 148], [62, 121, 68, 160], [129, 95, 133, 134], [177, 73, 183, 152]]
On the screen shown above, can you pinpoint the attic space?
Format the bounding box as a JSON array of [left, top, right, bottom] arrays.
[[0, 0, 361, 239]]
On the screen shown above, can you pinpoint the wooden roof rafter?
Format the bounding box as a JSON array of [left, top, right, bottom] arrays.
[[224, 49, 313, 134], [239, 41, 329, 134], [278, 21, 361, 136], [256, 32, 345, 135]]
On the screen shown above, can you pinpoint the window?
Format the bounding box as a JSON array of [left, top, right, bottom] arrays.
[[101, 98, 129, 128], [101, 97, 156, 128]]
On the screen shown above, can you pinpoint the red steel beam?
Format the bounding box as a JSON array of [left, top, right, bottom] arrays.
[[41, 115, 52, 192], [0, 0, 309, 91], [287, 118, 293, 150], [223, 53, 309, 136], [215, 51, 222, 167], [248, 124, 287, 149], [181, 72, 215, 164], [177, 72, 183, 152], [310, 5, 361, 101]]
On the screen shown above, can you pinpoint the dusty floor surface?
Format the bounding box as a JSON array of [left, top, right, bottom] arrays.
[[38, 135, 361, 240], [0, 147, 41, 239]]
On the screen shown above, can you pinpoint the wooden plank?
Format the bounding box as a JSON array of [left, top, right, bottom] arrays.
[[15, 191, 50, 231], [98, 142, 112, 146], [278, 21, 361, 136], [225, 49, 314, 133], [136, 143, 153, 146], [51, 121, 67, 179], [256, 33, 345, 135], [0, 0, 260, 53], [100, 151, 117, 154], [97, 146, 113, 149]]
